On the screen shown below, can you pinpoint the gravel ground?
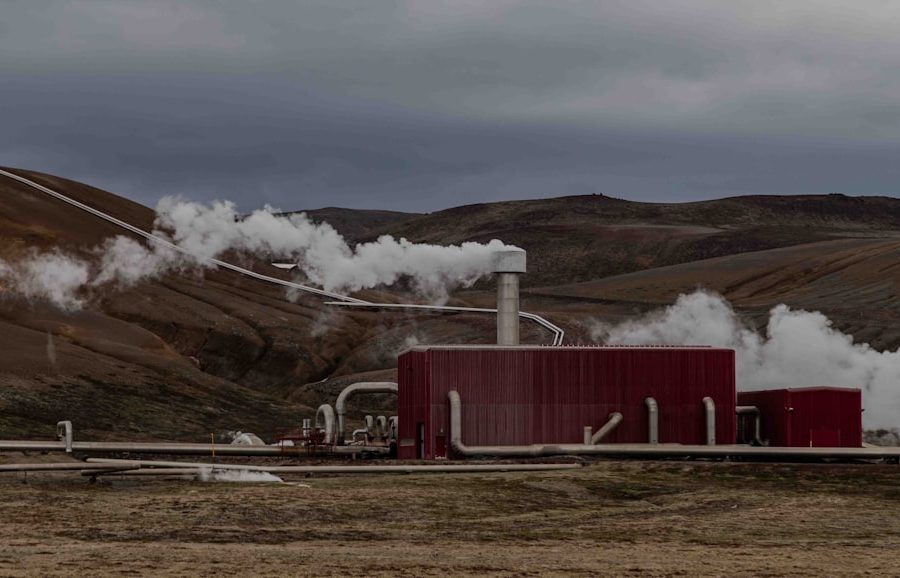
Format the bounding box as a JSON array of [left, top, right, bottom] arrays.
[[1, 459, 899, 576]]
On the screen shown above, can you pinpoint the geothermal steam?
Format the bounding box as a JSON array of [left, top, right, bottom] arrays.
[[0, 198, 517, 309], [590, 290, 900, 428]]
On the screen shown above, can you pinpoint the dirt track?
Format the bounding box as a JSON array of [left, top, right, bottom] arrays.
[[1, 460, 899, 576]]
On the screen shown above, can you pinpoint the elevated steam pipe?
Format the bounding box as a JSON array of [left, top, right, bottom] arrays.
[[645, 397, 659, 445], [702, 397, 716, 445], [591, 412, 623, 444], [335, 382, 398, 445]]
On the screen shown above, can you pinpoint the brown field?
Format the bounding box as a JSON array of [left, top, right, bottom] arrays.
[[1, 459, 899, 576]]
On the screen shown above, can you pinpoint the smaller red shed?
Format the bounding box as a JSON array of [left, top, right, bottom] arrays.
[[737, 387, 862, 448]]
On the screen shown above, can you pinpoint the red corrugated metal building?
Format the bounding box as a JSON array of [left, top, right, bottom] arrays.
[[737, 387, 862, 447], [398, 346, 736, 459]]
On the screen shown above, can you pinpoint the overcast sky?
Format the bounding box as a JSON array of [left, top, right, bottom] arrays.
[[2, 1, 900, 212]]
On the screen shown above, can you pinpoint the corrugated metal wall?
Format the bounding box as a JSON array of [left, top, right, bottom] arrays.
[[399, 346, 736, 459], [738, 387, 862, 447]]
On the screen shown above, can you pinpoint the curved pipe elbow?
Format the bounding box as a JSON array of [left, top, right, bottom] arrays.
[[702, 397, 716, 445], [315, 404, 336, 445], [591, 412, 623, 444], [334, 382, 398, 445], [644, 397, 659, 445], [56, 421, 73, 453]]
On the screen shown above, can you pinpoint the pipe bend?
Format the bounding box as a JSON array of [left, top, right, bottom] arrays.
[[56, 421, 73, 453], [315, 404, 336, 445], [335, 382, 398, 445], [702, 397, 716, 446], [591, 412, 623, 444], [644, 397, 659, 445]]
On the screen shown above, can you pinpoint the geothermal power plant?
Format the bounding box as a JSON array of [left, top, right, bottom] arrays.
[[0, 170, 895, 478]]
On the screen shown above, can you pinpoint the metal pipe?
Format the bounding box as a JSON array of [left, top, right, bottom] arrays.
[[86, 458, 582, 474], [364, 415, 375, 438], [583, 426, 592, 445], [496, 273, 520, 345], [56, 420, 73, 453], [448, 390, 899, 459], [325, 302, 566, 346], [702, 397, 716, 445], [334, 382, 398, 445], [493, 249, 526, 346], [591, 412, 623, 444], [645, 397, 659, 445], [315, 404, 336, 445], [0, 462, 140, 472], [0, 168, 366, 304], [375, 416, 388, 440], [0, 440, 389, 456], [737, 405, 765, 446], [388, 416, 398, 441]]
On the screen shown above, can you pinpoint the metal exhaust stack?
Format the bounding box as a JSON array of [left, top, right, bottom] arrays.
[[492, 249, 526, 346]]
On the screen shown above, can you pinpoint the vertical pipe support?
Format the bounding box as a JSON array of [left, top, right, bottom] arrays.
[[583, 426, 592, 445], [644, 397, 659, 445], [702, 397, 716, 445]]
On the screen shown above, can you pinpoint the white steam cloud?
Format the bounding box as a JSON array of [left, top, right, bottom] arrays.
[[0, 198, 516, 309], [589, 290, 900, 428], [0, 250, 90, 310], [197, 468, 283, 483]]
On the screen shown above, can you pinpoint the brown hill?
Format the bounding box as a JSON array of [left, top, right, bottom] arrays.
[[1, 167, 897, 439], [371, 194, 900, 286], [281, 207, 419, 243]]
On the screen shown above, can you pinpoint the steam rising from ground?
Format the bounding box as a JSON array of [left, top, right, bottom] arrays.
[[590, 291, 900, 428], [197, 469, 283, 483], [0, 198, 516, 309]]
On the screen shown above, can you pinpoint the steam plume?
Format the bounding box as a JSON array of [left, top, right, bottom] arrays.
[[590, 290, 900, 428], [0, 198, 517, 309]]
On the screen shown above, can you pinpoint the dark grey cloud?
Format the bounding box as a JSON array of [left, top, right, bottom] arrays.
[[1, 1, 898, 211]]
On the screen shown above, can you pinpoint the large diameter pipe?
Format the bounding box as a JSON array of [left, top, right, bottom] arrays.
[[315, 404, 336, 445], [737, 405, 765, 446], [334, 382, 398, 445], [645, 397, 659, 445], [0, 440, 389, 456], [591, 412, 623, 444], [0, 461, 141, 472], [496, 273, 521, 346], [493, 249, 526, 346], [56, 421, 73, 453], [702, 397, 716, 445], [87, 458, 581, 474]]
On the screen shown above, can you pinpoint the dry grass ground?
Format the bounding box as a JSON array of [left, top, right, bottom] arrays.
[[1, 460, 899, 576]]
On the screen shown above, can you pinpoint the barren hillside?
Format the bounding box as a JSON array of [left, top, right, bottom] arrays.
[[1, 167, 897, 439]]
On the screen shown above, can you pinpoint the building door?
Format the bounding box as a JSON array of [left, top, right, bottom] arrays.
[[810, 428, 841, 447]]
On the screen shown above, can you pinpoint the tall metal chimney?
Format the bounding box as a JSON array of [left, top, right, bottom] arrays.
[[492, 249, 526, 346]]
